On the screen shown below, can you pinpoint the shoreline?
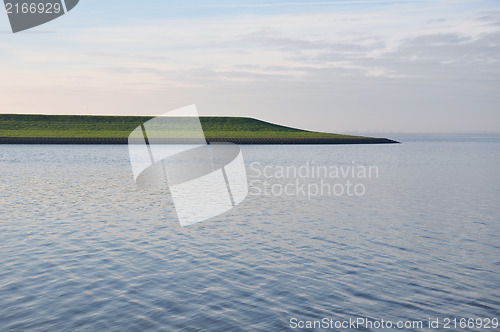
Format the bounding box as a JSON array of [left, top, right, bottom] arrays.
[[0, 137, 399, 145]]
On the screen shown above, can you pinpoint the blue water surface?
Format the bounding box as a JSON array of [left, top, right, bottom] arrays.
[[1, 135, 499, 331]]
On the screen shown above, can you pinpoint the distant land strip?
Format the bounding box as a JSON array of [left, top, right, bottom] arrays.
[[0, 137, 398, 145], [0, 114, 399, 145]]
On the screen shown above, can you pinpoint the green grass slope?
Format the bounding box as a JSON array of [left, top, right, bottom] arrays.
[[0, 114, 366, 139]]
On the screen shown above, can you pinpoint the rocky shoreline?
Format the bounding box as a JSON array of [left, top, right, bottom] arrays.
[[0, 137, 399, 145]]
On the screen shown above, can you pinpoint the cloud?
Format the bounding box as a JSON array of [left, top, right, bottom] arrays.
[[1, 0, 499, 132], [176, 0, 437, 9]]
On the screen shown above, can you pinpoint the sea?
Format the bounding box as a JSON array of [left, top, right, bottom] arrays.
[[1, 134, 499, 331]]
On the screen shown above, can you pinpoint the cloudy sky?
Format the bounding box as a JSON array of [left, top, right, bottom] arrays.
[[1, 0, 499, 133]]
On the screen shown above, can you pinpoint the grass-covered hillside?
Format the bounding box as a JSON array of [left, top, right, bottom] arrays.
[[0, 114, 365, 139]]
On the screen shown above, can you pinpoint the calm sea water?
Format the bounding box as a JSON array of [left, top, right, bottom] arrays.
[[1, 135, 499, 331]]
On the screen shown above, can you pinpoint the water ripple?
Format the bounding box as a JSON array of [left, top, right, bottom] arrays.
[[1, 141, 499, 331]]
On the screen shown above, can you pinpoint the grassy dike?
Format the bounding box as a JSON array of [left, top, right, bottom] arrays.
[[0, 114, 399, 144]]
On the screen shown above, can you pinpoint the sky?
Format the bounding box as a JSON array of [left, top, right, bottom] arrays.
[[1, 0, 499, 133]]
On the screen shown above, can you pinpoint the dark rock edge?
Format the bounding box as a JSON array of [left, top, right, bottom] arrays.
[[0, 137, 400, 145]]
